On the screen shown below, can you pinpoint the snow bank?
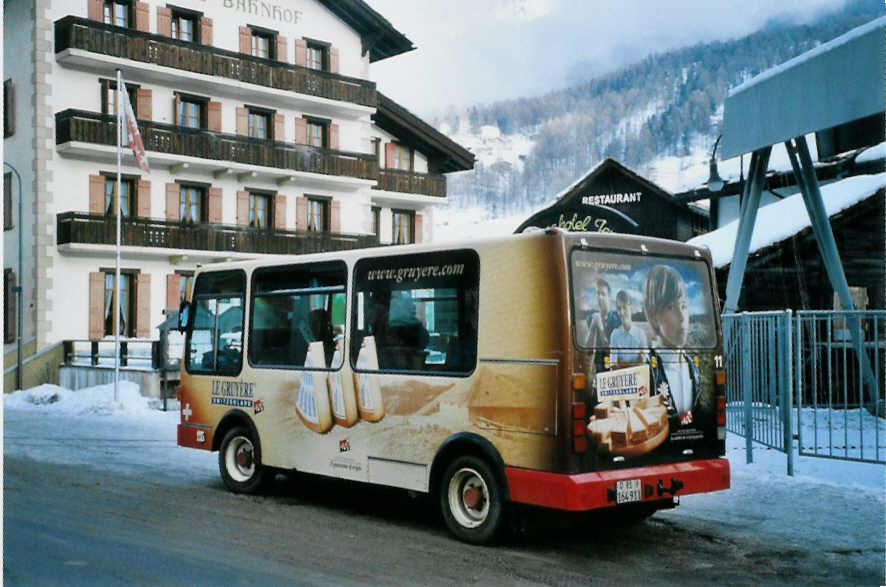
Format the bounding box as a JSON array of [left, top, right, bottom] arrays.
[[4, 381, 154, 417], [688, 172, 886, 267]]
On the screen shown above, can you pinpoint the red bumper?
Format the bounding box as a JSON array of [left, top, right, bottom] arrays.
[[505, 458, 730, 511], [177, 423, 214, 450]]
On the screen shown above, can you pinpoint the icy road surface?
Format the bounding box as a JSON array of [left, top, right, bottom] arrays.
[[4, 383, 884, 584]]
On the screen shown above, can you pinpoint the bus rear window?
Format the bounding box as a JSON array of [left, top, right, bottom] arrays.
[[571, 249, 718, 352]]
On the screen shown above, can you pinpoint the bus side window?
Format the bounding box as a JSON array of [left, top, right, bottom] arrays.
[[351, 250, 479, 375], [185, 270, 246, 376], [248, 261, 346, 370]]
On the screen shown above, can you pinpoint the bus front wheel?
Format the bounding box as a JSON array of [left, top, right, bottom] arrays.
[[439, 455, 505, 544], [219, 426, 268, 494]]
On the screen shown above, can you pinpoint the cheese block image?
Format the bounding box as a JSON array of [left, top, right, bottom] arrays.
[[587, 394, 669, 456], [294, 342, 334, 433], [328, 339, 358, 427], [353, 336, 385, 422]]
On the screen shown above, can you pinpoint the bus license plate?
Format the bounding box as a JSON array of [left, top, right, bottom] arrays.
[[616, 479, 642, 504]]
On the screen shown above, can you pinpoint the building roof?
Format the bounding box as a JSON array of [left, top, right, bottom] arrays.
[[720, 16, 886, 159], [373, 92, 476, 173], [687, 173, 886, 267], [319, 0, 415, 62]]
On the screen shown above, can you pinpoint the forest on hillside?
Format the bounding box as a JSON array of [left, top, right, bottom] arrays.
[[440, 0, 883, 215]]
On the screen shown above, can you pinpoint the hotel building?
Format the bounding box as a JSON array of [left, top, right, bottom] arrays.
[[3, 0, 474, 370]]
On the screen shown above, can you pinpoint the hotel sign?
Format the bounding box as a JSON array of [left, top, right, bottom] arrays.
[[221, 0, 303, 24]]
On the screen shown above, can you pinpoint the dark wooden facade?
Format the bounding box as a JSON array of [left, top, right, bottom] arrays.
[[57, 212, 380, 255], [516, 157, 708, 240], [55, 16, 377, 107], [718, 190, 885, 310], [56, 109, 378, 180]]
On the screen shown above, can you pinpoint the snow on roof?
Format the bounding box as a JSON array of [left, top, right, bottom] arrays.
[[856, 141, 886, 165], [688, 172, 886, 268]]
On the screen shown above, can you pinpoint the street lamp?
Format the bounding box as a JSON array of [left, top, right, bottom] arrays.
[[4, 161, 23, 390], [706, 135, 725, 192]]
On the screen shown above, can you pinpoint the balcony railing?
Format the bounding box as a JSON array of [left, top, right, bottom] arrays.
[[375, 169, 447, 198], [56, 109, 379, 181], [57, 212, 380, 255], [54, 16, 376, 108]]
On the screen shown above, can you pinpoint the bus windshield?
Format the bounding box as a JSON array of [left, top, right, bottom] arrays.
[[571, 249, 718, 352]]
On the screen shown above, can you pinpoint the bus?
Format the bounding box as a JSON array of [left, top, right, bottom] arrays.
[[176, 228, 730, 543]]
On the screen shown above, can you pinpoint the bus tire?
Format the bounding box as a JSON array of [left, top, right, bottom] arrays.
[[218, 426, 268, 494], [439, 455, 505, 544]]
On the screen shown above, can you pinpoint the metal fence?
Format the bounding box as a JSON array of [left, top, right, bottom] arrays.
[[794, 310, 885, 463], [723, 310, 886, 474], [722, 311, 794, 474]]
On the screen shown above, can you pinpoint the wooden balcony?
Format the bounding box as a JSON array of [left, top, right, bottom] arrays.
[[57, 212, 379, 256], [56, 109, 378, 181], [54, 16, 376, 109], [375, 169, 447, 198]]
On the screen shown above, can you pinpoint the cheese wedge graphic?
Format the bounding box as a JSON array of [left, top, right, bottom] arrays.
[[294, 341, 333, 433], [353, 336, 385, 422], [328, 339, 358, 427]]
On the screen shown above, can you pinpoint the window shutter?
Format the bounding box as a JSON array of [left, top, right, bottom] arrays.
[[236, 191, 249, 225], [4, 270, 16, 344], [173, 94, 181, 126], [276, 36, 288, 63], [137, 179, 151, 218], [88, 272, 105, 340], [295, 196, 308, 230], [156, 7, 171, 36], [87, 0, 103, 21], [4, 79, 15, 138], [294, 117, 307, 145], [208, 187, 222, 223], [135, 88, 152, 121], [134, 2, 150, 32], [239, 26, 251, 54], [89, 175, 105, 214], [135, 273, 151, 338], [385, 143, 395, 169], [207, 101, 222, 132], [235, 107, 248, 136], [274, 194, 287, 230], [414, 213, 423, 243], [166, 273, 180, 311], [329, 47, 340, 74], [329, 124, 340, 150], [273, 113, 285, 141], [166, 183, 180, 221], [200, 17, 213, 46], [294, 39, 307, 66], [330, 200, 341, 233]]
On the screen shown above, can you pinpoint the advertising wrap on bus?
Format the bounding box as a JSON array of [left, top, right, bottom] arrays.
[[176, 230, 729, 544], [570, 249, 723, 467]]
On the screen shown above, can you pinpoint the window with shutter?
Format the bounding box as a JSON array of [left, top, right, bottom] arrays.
[[3, 79, 14, 138], [4, 269, 15, 344], [4, 173, 12, 231]]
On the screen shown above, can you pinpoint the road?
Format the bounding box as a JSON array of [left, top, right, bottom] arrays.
[[4, 452, 881, 585]]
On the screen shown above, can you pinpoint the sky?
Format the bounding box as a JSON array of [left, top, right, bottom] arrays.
[[365, 0, 850, 117]]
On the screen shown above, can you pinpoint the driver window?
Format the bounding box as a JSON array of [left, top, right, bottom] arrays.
[[186, 271, 246, 376]]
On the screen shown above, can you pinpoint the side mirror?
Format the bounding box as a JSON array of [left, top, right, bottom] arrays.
[[178, 300, 191, 332]]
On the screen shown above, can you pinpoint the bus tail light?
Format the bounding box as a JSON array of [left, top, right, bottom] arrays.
[[715, 369, 727, 386], [572, 402, 588, 453], [572, 373, 586, 391], [716, 396, 727, 440]]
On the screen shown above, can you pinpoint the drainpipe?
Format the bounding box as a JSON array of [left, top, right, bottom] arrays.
[[4, 161, 23, 390]]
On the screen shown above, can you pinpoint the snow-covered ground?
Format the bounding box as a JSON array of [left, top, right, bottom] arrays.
[[4, 383, 884, 535]]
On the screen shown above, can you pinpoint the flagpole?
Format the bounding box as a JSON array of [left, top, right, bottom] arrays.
[[115, 68, 123, 402]]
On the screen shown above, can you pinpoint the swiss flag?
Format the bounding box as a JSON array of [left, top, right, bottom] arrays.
[[121, 89, 150, 173]]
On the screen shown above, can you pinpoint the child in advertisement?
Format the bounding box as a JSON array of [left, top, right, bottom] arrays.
[[609, 290, 648, 368], [643, 265, 700, 430]]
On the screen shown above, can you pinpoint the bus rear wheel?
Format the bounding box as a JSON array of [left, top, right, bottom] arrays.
[[439, 455, 505, 544], [219, 426, 268, 494]]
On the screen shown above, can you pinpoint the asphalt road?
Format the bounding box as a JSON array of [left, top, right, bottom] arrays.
[[4, 455, 880, 586]]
